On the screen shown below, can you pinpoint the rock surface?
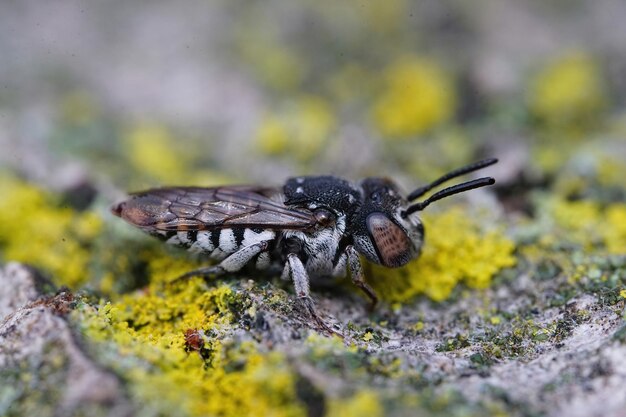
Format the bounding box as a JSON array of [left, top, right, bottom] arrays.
[[2, 258, 626, 417], [0, 263, 132, 417]]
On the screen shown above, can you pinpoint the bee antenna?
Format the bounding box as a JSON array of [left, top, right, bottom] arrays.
[[402, 177, 495, 217], [407, 158, 498, 201]]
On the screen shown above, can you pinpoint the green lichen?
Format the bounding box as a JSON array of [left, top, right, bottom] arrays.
[[471, 319, 556, 360], [572, 255, 626, 310]]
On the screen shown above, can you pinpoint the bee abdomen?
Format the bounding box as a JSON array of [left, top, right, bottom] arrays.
[[161, 228, 276, 259]]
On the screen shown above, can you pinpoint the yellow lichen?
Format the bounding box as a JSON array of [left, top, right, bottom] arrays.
[[0, 175, 103, 289], [236, 27, 304, 91], [529, 51, 607, 130], [0, 175, 222, 295], [140, 249, 205, 287], [308, 0, 408, 41], [256, 116, 291, 156], [353, 0, 407, 34], [543, 197, 626, 254], [550, 198, 600, 233], [602, 204, 626, 254], [369, 208, 516, 302], [326, 64, 374, 105], [327, 390, 383, 417], [596, 155, 626, 188], [255, 95, 336, 162], [305, 333, 356, 357], [372, 56, 456, 139], [79, 277, 306, 417], [531, 144, 571, 174], [187, 169, 238, 188], [123, 124, 194, 183], [406, 128, 474, 181]]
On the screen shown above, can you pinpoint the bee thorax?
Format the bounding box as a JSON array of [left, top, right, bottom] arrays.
[[283, 216, 347, 279]]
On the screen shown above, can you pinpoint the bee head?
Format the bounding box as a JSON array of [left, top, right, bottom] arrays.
[[351, 158, 498, 268], [351, 178, 423, 268]]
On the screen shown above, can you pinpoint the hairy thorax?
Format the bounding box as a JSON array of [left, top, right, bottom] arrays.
[[282, 216, 347, 279]]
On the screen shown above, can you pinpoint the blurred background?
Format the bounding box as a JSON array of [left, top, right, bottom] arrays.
[[2, 0, 626, 197], [2, 4, 626, 415]]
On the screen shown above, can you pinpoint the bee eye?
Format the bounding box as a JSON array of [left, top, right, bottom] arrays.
[[314, 208, 335, 226], [366, 213, 412, 267]]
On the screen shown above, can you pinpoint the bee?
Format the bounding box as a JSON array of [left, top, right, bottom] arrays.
[[112, 158, 497, 333]]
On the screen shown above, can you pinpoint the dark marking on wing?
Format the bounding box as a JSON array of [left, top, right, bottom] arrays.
[[112, 186, 317, 232]]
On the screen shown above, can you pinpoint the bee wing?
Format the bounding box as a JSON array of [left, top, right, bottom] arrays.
[[112, 186, 317, 232]]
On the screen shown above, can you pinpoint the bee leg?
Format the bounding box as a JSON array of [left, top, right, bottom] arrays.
[[173, 241, 270, 283], [346, 245, 379, 311], [173, 265, 226, 283], [331, 252, 348, 278], [284, 254, 341, 336]]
